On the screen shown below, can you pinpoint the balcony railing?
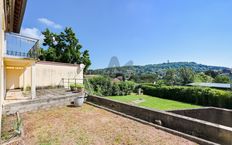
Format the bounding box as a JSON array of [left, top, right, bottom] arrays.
[[5, 33, 40, 59]]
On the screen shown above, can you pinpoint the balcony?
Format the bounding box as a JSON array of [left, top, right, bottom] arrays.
[[5, 33, 40, 59]]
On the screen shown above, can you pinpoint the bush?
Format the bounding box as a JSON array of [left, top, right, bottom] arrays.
[[70, 84, 84, 88], [70, 84, 84, 92], [214, 75, 231, 83], [141, 84, 232, 109], [88, 76, 112, 96], [87, 76, 136, 96]]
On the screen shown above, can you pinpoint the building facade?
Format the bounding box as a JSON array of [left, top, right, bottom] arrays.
[[0, 0, 84, 137]]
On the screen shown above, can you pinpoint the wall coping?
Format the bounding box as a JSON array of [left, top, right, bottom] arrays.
[[36, 61, 82, 67]]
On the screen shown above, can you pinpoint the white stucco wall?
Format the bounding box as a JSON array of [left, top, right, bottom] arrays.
[[35, 61, 84, 88]]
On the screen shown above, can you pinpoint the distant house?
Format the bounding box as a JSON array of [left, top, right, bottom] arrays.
[[187, 83, 232, 90]]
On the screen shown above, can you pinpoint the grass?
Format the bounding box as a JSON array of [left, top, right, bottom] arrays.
[[107, 95, 201, 110], [20, 104, 195, 145]]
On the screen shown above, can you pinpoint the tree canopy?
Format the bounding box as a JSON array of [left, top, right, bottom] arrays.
[[39, 27, 91, 72]]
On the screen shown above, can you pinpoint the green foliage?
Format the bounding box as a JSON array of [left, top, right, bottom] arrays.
[[88, 76, 136, 96], [70, 84, 84, 89], [214, 75, 231, 83], [204, 70, 219, 78], [163, 69, 178, 85], [40, 27, 91, 72], [141, 84, 232, 109], [130, 73, 156, 83], [82, 50, 91, 72], [88, 76, 112, 96], [194, 72, 213, 83], [88, 62, 227, 76], [178, 67, 195, 85]]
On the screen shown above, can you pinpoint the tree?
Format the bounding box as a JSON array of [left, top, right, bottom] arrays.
[[81, 50, 91, 72], [40, 27, 91, 72], [204, 70, 220, 78], [178, 67, 194, 85], [194, 73, 213, 83], [163, 69, 177, 85], [214, 75, 230, 83]]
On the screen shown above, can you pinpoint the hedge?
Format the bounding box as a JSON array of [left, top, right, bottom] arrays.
[[141, 85, 232, 109]]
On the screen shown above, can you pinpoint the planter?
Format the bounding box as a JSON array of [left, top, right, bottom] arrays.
[[74, 96, 85, 107]]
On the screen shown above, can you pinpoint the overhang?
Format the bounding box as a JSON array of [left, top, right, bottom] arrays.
[[4, 0, 27, 33], [4, 57, 35, 67]]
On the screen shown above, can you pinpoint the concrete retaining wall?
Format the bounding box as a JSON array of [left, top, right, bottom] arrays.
[[169, 107, 232, 128], [3, 93, 83, 115], [87, 95, 232, 145]]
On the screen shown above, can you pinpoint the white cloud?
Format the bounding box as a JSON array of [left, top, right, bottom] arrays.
[[38, 18, 62, 29], [20, 27, 44, 42]]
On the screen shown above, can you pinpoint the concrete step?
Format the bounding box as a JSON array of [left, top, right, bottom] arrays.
[[3, 93, 84, 115]]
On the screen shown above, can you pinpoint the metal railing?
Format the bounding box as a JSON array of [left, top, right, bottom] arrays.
[[62, 78, 93, 95], [5, 32, 40, 59]]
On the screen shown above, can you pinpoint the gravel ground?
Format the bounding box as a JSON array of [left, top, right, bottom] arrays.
[[18, 104, 196, 145]]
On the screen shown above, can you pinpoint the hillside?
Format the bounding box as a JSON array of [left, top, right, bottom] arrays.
[[88, 62, 229, 75]]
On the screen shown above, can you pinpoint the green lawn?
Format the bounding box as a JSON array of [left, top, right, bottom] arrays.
[[107, 95, 201, 110]]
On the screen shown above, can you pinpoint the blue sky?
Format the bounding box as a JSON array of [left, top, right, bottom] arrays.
[[21, 0, 232, 69]]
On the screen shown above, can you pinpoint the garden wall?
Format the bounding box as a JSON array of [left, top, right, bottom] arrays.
[[36, 61, 84, 88], [169, 107, 232, 127], [87, 95, 232, 145]]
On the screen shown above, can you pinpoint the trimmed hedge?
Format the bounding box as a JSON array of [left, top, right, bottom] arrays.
[[141, 85, 232, 109]]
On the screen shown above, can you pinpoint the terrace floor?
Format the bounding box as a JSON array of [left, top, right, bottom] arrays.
[[4, 88, 77, 105], [14, 104, 196, 145]]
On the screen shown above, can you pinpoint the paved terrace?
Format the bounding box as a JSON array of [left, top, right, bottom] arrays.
[[13, 104, 196, 145], [4, 88, 76, 105]]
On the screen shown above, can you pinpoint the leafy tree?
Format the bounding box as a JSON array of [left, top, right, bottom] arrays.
[[194, 73, 213, 83], [81, 50, 91, 72], [214, 75, 230, 83], [129, 73, 158, 83], [204, 70, 220, 78], [178, 67, 194, 85], [40, 27, 91, 72], [163, 69, 177, 85]]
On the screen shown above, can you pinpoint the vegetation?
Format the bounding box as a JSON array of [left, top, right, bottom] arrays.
[[88, 62, 231, 84], [70, 84, 84, 91], [87, 76, 136, 96], [70, 83, 84, 88], [1, 115, 22, 142], [141, 84, 232, 109], [88, 62, 228, 76], [214, 75, 231, 83], [39, 27, 91, 72], [108, 95, 201, 110], [194, 73, 213, 82]]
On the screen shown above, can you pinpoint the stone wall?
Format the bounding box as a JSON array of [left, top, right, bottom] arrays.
[[87, 95, 232, 145], [169, 107, 232, 128]]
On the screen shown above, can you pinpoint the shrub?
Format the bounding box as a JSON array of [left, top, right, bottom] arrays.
[[70, 84, 84, 88], [118, 81, 136, 96], [87, 76, 136, 96], [141, 84, 232, 109], [88, 76, 112, 96], [70, 84, 84, 92]]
